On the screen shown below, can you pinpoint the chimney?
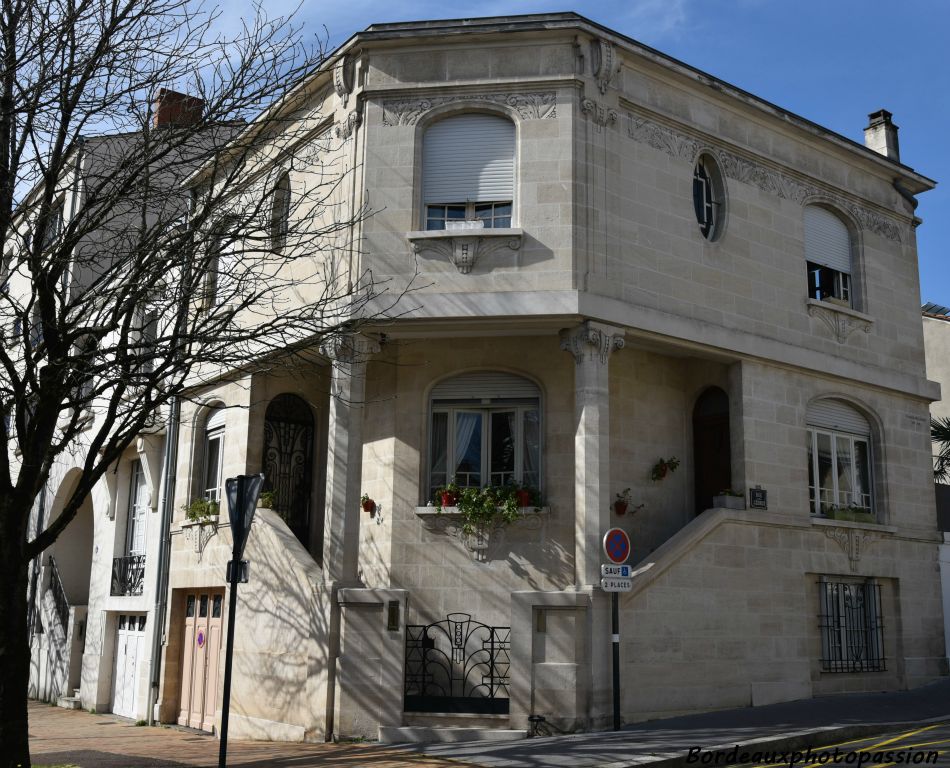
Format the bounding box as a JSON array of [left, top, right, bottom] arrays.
[[864, 109, 900, 162], [153, 88, 204, 128]]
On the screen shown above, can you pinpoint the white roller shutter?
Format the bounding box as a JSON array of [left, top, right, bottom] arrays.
[[206, 407, 225, 431], [807, 400, 869, 435], [805, 206, 852, 274], [423, 115, 515, 204], [432, 371, 538, 402]]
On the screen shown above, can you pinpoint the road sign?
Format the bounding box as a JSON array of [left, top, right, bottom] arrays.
[[601, 577, 632, 592], [601, 564, 631, 578], [602, 527, 631, 564]]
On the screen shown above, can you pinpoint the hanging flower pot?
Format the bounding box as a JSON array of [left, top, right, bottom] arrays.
[[516, 489, 532, 508], [440, 491, 457, 508], [361, 494, 377, 514], [614, 500, 629, 515]]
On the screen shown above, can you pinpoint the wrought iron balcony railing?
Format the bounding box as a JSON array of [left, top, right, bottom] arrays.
[[47, 555, 69, 630], [110, 555, 146, 596]]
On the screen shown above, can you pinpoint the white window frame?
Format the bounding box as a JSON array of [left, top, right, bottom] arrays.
[[126, 460, 148, 557], [805, 206, 854, 307], [807, 428, 873, 516], [202, 413, 225, 503]]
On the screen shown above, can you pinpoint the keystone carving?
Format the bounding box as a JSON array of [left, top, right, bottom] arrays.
[[560, 321, 625, 365], [824, 526, 876, 573], [382, 92, 557, 126]]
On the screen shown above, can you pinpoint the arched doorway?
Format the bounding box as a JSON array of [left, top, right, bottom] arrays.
[[692, 387, 732, 515], [261, 393, 315, 546]]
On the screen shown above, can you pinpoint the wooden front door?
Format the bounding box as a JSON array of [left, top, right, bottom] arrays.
[[177, 590, 224, 732]]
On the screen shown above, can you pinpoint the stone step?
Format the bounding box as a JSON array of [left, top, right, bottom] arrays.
[[378, 725, 527, 744], [56, 696, 82, 710]]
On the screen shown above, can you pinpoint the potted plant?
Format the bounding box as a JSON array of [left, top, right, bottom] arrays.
[[612, 488, 644, 515], [436, 480, 461, 509], [515, 483, 541, 509], [453, 485, 521, 536], [712, 489, 745, 510], [361, 493, 377, 515], [258, 490, 275, 509], [182, 497, 219, 523], [824, 503, 875, 524], [651, 456, 680, 481]]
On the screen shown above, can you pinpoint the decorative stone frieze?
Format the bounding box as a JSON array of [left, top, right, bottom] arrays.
[[806, 299, 874, 343], [624, 110, 905, 243], [381, 92, 557, 126], [581, 98, 617, 128], [824, 525, 876, 573], [335, 108, 362, 139], [406, 228, 522, 274]]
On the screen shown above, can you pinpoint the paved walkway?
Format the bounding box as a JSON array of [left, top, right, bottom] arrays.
[[27, 702, 474, 768], [28, 679, 950, 768]]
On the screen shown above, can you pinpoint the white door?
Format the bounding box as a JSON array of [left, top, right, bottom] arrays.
[[112, 614, 146, 719]]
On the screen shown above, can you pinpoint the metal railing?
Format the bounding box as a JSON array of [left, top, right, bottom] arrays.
[[47, 556, 69, 630], [110, 555, 146, 596]]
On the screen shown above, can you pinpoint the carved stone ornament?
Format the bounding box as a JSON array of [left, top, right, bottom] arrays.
[[333, 56, 355, 106], [382, 91, 557, 126], [407, 230, 522, 274], [624, 110, 905, 243], [824, 526, 876, 573], [319, 333, 382, 364], [417, 507, 546, 562], [591, 38, 616, 94], [181, 520, 218, 562], [806, 300, 874, 343], [559, 321, 625, 365], [581, 98, 618, 129], [335, 108, 362, 140]]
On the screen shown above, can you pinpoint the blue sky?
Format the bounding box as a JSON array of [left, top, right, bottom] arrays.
[[247, 0, 948, 304]]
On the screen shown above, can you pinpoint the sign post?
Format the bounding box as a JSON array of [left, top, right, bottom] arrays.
[[602, 527, 631, 732], [218, 474, 264, 768]]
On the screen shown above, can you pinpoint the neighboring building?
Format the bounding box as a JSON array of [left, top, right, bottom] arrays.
[[27, 13, 947, 739], [921, 304, 950, 664], [19, 91, 208, 720]]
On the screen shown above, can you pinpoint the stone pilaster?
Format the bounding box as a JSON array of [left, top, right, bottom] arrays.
[[560, 321, 624, 586], [319, 333, 380, 586]]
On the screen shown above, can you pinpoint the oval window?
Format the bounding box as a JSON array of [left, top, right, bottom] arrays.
[[692, 154, 726, 241]]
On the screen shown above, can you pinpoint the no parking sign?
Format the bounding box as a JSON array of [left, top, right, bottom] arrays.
[[602, 527, 631, 564]]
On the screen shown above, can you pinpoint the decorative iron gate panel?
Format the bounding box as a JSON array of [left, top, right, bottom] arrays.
[[404, 612, 510, 714], [262, 394, 314, 545]]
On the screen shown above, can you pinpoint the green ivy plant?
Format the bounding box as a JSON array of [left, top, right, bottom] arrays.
[[436, 483, 538, 536], [183, 497, 219, 522]]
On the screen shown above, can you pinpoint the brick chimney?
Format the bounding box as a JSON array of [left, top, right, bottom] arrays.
[[864, 109, 900, 162], [153, 88, 204, 128]]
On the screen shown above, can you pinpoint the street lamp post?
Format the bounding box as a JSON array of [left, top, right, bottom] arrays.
[[218, 473, 264, 768]]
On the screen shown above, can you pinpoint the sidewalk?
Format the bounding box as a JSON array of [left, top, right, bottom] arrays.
[[28, 679, 950, 768], [397, 678, 950, 768]]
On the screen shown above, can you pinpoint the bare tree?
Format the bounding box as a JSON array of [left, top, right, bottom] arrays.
[[0, 2, 392, 764]]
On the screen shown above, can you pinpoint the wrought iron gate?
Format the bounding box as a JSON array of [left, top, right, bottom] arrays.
[[404, 612, 510, 714]]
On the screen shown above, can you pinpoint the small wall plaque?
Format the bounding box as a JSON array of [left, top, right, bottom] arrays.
[[749, 488, 767, 510]]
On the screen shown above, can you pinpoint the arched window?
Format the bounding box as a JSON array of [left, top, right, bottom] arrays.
[[423, 114, 515, 230], [427, 372, 540, 499], [202, 406, 226, 503], [269, 172, 291, 251], [805, 206, 853, 307], [262, 393, 314, 544], [806, 399, 873, 517]]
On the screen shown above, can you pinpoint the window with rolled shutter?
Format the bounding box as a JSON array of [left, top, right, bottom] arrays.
[[805, 399, 874, 517], [805, 206, 853, 305], [422, 114, 515, 230]]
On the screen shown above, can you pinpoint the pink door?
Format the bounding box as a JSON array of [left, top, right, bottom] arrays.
[[177, 591, 224, 732]]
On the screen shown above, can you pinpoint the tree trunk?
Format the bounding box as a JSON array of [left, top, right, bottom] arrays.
[[0, 511, 32, 768]]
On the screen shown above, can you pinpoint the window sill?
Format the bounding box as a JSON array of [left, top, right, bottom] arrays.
[[806, 298, 874, 344], [406, 228, 523, 274], [810, 515, 896, 534], [414, 504, 549, 518]]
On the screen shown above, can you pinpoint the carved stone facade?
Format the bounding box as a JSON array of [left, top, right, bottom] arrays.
[[381, 91, 557, 126]]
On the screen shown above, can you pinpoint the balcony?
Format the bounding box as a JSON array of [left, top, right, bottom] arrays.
[[110, 555, 146, 596]]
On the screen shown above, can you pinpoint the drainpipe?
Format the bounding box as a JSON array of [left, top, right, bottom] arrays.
[[147, 396, 179, 725]]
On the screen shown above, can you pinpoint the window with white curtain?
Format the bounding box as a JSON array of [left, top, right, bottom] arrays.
[[203, 407, 225, 503], [805, 206, 853, 306], [427, 372, 540, 499], [423, 114, 515, 231], [806, 400, 873, 516]]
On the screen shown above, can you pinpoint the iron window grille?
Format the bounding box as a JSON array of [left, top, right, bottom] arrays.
[[818, 579, 885, 673]]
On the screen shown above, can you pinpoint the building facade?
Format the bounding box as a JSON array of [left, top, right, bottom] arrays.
[[29, 14, 947, 739]]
